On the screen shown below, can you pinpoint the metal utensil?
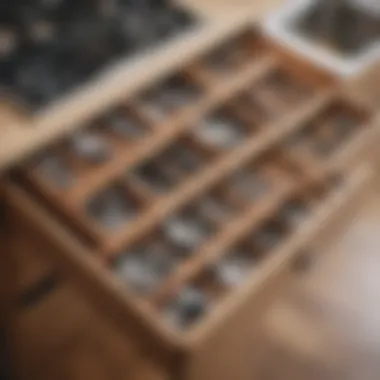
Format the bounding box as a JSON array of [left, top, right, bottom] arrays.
[[164, 286, 208, 328], [70, 131, 112, 163], [194, 116, 245, 149], [86, 187, 136, 229]]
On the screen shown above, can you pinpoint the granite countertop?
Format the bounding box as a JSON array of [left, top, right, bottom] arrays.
[[0, 0, 285, 173]]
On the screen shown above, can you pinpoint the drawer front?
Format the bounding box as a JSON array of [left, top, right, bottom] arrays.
[[11, 283, 96, 377], [11, 279, 167, 380], [38, 329, 167, 380], [7, 206, 57, 299]]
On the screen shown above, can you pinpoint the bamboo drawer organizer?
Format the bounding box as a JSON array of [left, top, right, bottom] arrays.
[[3, 28, 378, 380]]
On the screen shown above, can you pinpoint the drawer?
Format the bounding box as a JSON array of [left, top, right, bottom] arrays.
[[3, 27, 375, 380]]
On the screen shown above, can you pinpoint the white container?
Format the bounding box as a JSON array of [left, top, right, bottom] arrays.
[[262, 0, 380, 77]]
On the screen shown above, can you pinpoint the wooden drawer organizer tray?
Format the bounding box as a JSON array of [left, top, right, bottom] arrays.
[[4, 29, 377, 380]]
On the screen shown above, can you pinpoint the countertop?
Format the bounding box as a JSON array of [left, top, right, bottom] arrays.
[[0, 0, 285, 173], [0, 0, 379, 172]]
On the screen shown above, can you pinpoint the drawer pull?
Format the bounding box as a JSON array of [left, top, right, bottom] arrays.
[[18, 273, 62, 309]]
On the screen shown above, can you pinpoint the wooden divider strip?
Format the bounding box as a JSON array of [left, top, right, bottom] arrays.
[[24, 172, 107, 245], [280, 148, 327, 184], [185, 63, 218, 90], [149, 181, 293, 304]]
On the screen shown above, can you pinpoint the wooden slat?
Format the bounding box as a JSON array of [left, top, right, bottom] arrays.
[[227, 96, 270, 129], [185, 63, 218, 90], [279, 149, 328, 185], [283, 114, 380, 173], [255, 87, 289, 114], [68, 56, 277, 205], [102, 88, 335, 256], [126, 177, 157, 205], [149, 179, 293, 304], [25, 171, 107, 245], [327, 116, 380, 169]]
